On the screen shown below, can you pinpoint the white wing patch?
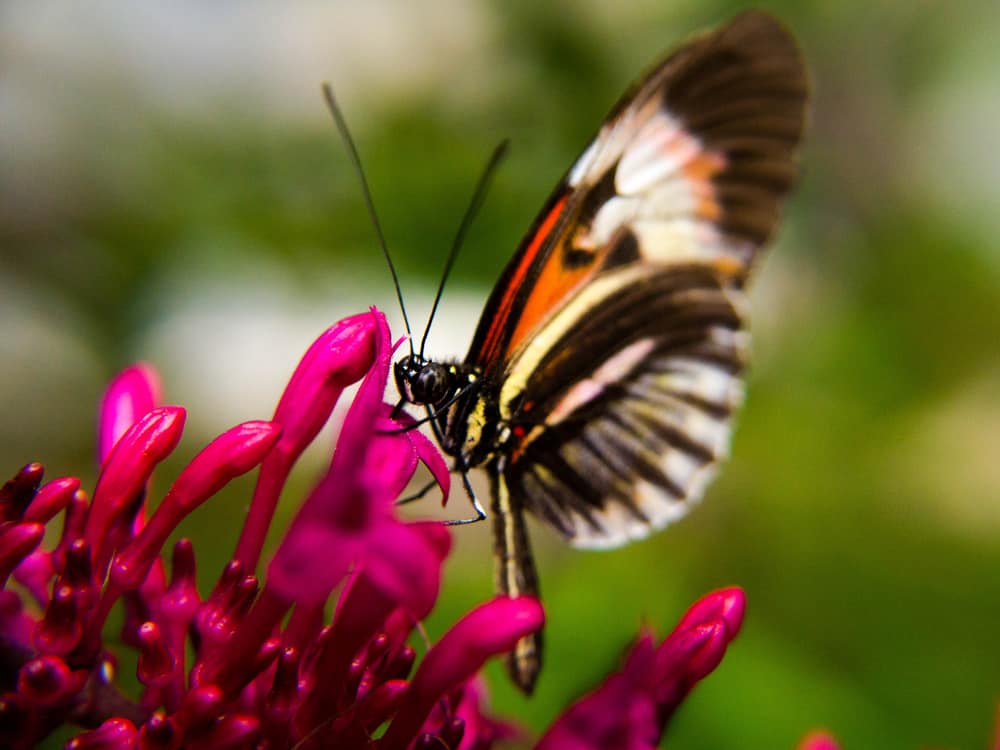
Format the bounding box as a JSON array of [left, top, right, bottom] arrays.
[[567, 105, 744, 270], [615, 111, 700, 195], [546, 338, 656, 425], [567, 354, 741, 550]]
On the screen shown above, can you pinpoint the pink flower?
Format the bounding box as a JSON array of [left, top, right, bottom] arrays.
[[1, 308, 754, 750]]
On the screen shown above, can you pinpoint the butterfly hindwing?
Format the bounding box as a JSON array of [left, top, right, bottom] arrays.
[[499, 265, 747, 547]]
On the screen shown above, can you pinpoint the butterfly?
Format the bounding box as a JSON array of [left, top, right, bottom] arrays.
[[394, 10, 808, 694]]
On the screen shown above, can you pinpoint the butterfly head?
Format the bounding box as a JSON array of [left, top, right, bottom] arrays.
[[394, 354, 457, 408]]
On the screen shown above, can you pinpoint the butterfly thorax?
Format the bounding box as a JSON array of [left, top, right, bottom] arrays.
[[394, 354, 506, 468]]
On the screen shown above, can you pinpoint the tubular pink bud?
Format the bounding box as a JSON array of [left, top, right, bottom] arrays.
[[160, 540, 200, 626], [0, 463, 44, 522], [87, 407, 186, 563], [67, 718, 139, 750], [357, 679, 407, 731], [17, 655, 77, 706], [185, 714, 259, 750], [34, 584, 82, 656], [0, 523, 44, 585], [174, 685, 224, 734], [675, 586, 745, 637], [111, 421, 280, 594], [23, 476, 80, 524], [139, 712, 178, 750], [137, 623, 174, 687]]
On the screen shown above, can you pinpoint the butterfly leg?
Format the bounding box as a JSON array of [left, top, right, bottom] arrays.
[[490, 467, 542, 694], [396, 478, 439, 506], [443, 469, 487, 526]]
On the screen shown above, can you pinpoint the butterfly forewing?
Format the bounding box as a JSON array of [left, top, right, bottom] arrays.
[[467, 11, 806, 382]]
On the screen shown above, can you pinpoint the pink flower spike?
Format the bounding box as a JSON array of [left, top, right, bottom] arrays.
[[797, 731, 842, 750], [86, 406, 187, 565], [66, 717, 139, 750], [111, 421, 281, 593], [98, 363, 162, 466], [234, 311, 377, 570], [23, 476, 80, 524], [380, 596, 545, 750]]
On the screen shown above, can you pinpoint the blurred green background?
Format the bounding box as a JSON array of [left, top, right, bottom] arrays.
[[3, 0, 999, 747]]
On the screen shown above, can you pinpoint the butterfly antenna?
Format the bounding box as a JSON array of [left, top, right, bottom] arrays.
[[321, 82, 414, 351], [419, 139, 510, 357]]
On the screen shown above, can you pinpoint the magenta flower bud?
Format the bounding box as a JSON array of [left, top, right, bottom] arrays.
[[137, 623, 174, 688], [797, 732, 842, 750], [34, 584, 82, 656], [675, 586, 745, 637], [86, 406, 187, 563], [139, 712, 178, 750], [53, 489, 89, 573], [111, 421, 281, 594], [67, 718, 139, 750], [185, 714, 259, 750], [271, 312, 377, 456], [357, 679, 407, 731], [0, 463, 44, 522], [265, 647, 300, 721], [174, 685, 224, 734], [23, 476, 80, 524], [0, 522, 44, 585], [98, 363, 162, 466], [159, 540, 199, 626], [653, 622, 725, 712], [380, 596, 545, 750], [64, 538, 94, 590], [17, 655, 79, 706], [384, 644, 416, 682]]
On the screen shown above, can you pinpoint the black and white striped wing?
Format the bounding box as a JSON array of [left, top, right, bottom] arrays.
[[498, 264, 746, 548]]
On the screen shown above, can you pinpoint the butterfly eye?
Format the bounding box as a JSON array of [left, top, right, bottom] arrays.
[[416, 363, 451, 406]]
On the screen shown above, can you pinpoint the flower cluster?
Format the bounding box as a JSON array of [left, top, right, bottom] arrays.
[[1, 308, 748, 749]]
